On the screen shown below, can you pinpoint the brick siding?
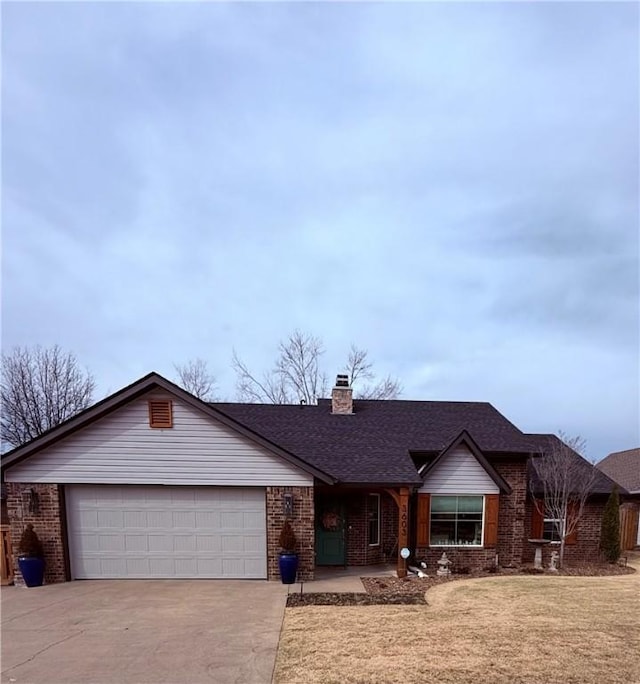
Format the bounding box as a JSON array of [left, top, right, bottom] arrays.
[[266, 486, 314, 581], [345, 492, 397, 566], [522, 499, 607, 566], [6, 483, 66, 585]]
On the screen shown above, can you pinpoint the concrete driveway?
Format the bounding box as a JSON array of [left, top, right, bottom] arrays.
[[1, 580, 289, 684]]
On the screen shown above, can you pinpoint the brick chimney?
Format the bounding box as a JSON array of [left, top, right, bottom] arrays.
[[331, 374, 353, 414]]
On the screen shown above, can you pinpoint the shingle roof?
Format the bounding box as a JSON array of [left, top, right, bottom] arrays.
[[597, 448, 640, 493], [213, 398, 537, 485], [526, 434, 621, 496]]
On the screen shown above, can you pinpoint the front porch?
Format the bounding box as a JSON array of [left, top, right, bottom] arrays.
[[314, 486, 410, 577]]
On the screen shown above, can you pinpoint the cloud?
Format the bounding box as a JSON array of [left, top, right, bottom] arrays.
[[1, 1, 638, 459]]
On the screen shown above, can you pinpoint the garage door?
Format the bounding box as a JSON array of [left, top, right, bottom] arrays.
[[66, 485, 267, 579]]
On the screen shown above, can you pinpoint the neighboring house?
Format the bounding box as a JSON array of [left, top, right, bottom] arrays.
[[1, 372, 618, 585], [597, 448, 640, 549]]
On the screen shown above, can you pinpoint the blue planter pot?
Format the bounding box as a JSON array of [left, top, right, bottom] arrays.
[[278, 553, 299, 584], [18, 556, 45, 587]]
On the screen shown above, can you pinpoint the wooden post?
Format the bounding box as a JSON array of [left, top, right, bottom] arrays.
[[384, 487, 411, 578], [397, 488, 409, 578], [1, 525, 14, 586]]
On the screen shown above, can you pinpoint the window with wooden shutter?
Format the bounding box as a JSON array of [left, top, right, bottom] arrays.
[[484, 494, 499, 547], [531, 498, 544, 539], [416, 494, 430, 546], [565, 501, 579, 545], [148, 400, 173, 428]]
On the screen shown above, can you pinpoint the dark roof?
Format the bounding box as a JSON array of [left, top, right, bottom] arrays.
[[597, 448, 640, 493], [213, 398, 537, 485], [526, 434, 622, 496]]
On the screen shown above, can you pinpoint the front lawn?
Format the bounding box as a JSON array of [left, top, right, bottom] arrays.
[[274, 567, 640, 683]]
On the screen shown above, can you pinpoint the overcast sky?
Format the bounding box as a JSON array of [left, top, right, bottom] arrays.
[[2, 2, 638, 460]]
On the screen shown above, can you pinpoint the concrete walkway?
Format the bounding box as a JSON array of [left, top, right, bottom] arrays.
[[291, 564, 397, 593], [1, 579, 289, 684]]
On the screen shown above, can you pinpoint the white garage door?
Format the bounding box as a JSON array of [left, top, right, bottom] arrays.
[[66, 485, 267, 579]]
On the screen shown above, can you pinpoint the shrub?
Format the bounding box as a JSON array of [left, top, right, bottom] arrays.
[[18, 523, 44, 557], [278, 520, 297, 553], [600, 486, 621, 563]]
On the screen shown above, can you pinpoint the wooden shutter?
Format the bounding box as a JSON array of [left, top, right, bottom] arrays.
[[531, 498, 544, 539], [565, 501, 579, 545], [148, 400, 173, 428], [484, 494, 499, 547], [416, 494, 430, 547]]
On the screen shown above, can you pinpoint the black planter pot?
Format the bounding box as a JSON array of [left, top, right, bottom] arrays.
[[18, 556, 45, 587], [278, 552, 299, 584]]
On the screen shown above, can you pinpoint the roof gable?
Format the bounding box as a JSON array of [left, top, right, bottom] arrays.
[[419, 431, 513, 494], [2, 372, 334, 484]]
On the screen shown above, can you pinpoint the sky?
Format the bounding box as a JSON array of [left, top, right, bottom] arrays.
[[2, 2, 638, 461]]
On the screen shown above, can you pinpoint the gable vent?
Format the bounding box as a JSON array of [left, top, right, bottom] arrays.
[[148, 400, 173, 428]]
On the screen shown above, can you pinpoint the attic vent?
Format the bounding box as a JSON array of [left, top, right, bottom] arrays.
[[148, 400, 173, 428]]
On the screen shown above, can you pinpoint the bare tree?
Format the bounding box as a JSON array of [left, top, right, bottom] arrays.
[[1, 345, 95, 450], [174, 358, 218, 400], [233, 330, 328, 404], [529, 432, 598, 567], [233, 331, 401, 404], [345, 345, 402, 400]]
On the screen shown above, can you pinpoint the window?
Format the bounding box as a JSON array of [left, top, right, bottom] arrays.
[[368, 494, 380, 546], [148, 400, 173, 428], [543, 517, 563, 543], [430, 495, 483, 546]]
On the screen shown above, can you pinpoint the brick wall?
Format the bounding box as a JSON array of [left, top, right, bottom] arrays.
[[420, 547, 498, 574], [266, 486, 314, 581], [6, 483, 66, 584], [345, 492, 397, 566], [522, 499, 606, 566], [494, 459, 528, 567]]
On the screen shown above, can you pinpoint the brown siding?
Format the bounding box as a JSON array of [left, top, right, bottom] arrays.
[[6, 483, 66, 585], [266, 486, 314, 581]]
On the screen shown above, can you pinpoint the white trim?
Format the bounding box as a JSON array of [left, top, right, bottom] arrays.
[[368, 493, 381, 547]]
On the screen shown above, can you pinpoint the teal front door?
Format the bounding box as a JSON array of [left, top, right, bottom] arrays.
[[315, 499, 346, 565]]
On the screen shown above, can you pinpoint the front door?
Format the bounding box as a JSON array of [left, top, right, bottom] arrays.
[[315, 498, 346, 565]]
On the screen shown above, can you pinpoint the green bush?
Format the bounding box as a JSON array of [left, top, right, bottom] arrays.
[[600, 486, 621, 563]]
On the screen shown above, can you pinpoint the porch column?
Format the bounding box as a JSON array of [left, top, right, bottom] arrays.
[[384, 487, 410, 578]]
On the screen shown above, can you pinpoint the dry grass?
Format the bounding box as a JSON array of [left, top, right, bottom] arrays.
[[274, 562, 640, 684]]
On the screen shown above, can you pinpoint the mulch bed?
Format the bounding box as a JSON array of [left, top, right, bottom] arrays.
[[286, 562, 636, 607], [286, 591, 426, 606]]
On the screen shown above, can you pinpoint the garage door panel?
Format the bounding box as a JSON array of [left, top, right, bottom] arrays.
[[67, 485, 267, 579]]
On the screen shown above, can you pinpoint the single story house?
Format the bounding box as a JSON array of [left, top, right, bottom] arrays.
[[597, 448, 640, 550], [1, 372, 618, 584]]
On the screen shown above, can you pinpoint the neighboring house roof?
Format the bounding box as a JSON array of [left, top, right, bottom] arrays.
[[597, 448, 640, 494], [213, 399, 537, 486], [1, 372, 335, 484], [526, 434, 622, 496]]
